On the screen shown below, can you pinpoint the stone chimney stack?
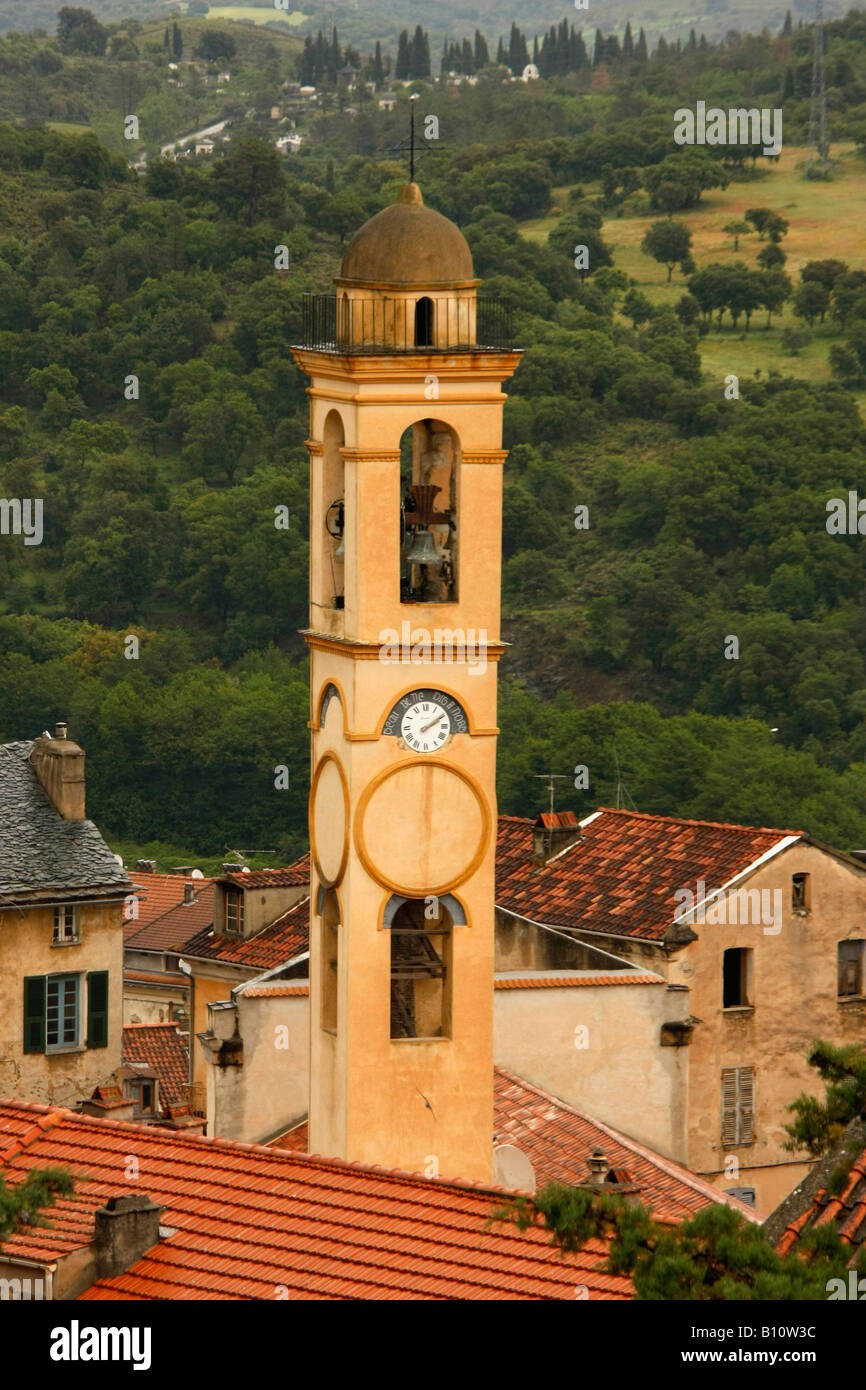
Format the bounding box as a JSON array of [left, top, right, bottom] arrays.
[[30, 722, 86, 820], [93, 1195, 163, 1278], [531, 811, 582, 864]]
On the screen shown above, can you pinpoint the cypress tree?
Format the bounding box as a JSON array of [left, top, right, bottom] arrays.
[[300, 35, 314, 84], [575, 31, 588, 69], [372, 39, 384, 87], [656, 36, 669, 59], [496, 37, 505, 67], [623, 22, 634, 59], [687, 28, 697, 51], [162, 26, 170, 49], [395, 29, 411, 79], [593, 28, 605, 65], [172, 21, 183, 61], [474, 29, 489, 68], [783, 10, 793, 36], [636, 28, 648, 63], [508, 22, 527, 75]]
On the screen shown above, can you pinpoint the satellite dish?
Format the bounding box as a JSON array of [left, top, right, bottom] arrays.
[[493, 1144, 536, 1193], [113, 853, 124, 866], [190, 869, 204, 879]]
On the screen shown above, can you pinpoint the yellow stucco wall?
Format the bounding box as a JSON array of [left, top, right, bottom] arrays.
[[0, 900, 123, 1106], [670, 841, 866, 1214]]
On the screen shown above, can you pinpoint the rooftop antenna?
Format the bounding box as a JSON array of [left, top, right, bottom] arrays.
[[807, 0, 829, 176], [533, 773, 570, 818], [612, 745, 638, 812]]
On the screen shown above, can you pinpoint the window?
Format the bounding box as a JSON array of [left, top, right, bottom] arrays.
[[838, 939, 865, 998], [414, 296, 434, 348], [722, 947, 753, 1008], [792, 872, 810, 911], [130, 1080, 156, 1116], [225, 889, 244, 937], [722, 1066, 755, 1146], [46, 974, 79, 1051], [320, 892, 340, 1032], [389, 898, 451, 1040], [53, 904, 79, 944]]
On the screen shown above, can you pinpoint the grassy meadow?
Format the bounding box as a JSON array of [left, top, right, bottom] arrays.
[[519, 145, 866, 414]]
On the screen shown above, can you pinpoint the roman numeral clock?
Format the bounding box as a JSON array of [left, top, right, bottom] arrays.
[[291, 179, 521, 1184]]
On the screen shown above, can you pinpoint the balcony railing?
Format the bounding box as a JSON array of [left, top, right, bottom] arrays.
[[297, 293, 514, 354]]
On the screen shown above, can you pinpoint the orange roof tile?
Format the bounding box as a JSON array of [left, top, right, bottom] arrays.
[[774, 1147, 866, 1257], [123, 1023, 189, 1108], [493, 1069, 759, 1225], [220, 856, 309, 889], [494, 971, 664, 989], [0, 1101, 631, 1300], [125, 881, 216, 952], [183, 897, 310, 971], [241, 983, 310, 998], [496, 808, 797, 941]]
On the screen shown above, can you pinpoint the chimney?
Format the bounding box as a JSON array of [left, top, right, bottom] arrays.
[[183, 881, 196, 905], [222, 862, 241, 876], [579, 1148, 642, 1205], [136, 859, 157, 873], [29, 722, 86, 820], [93, 1195, 163, 1278], [532, 811, 582, 864]]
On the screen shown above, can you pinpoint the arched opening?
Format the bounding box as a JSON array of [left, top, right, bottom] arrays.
[[321, 410, 345, 610], [320, 890, 340, 1032], [399, 419, 458, 604], [414, 296, 434, 348], [388, 896, 452, 1040]]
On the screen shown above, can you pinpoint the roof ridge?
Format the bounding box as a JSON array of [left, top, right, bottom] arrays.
[[0, 1101, 76, 1163], [592, 807, 801, 837]]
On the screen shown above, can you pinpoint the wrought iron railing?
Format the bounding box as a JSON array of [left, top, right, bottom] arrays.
[[297, 293, 514, 353]]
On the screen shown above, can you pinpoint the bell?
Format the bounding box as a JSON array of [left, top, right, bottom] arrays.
[[405, 526, 443, 567], [334, 533, 345, 559]]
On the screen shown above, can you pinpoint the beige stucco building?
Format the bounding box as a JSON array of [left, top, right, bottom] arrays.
[[0, 728, 130, 1107]]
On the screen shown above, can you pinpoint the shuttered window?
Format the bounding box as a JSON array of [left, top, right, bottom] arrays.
[[722, 1066, 755, 1146], [86, 970, 109, 1048], [23, 976, 46, 1054], [838, 940, 864, 997]]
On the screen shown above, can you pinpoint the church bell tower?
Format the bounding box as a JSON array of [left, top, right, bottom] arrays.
[[291, 181, 521, 1183]]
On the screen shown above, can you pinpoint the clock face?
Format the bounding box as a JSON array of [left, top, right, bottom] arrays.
[[400, 699, 451, 753], [382, 689, 469, 745]]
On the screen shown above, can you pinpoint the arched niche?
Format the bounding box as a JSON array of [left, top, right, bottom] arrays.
[[399, 418, 460, 604]]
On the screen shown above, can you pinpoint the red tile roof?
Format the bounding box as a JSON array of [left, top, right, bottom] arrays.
[[775, 1145, 866, 1258], [123, 1023, 189, 1108], [125, 880, 216, 952], [267, 1120, 309, 1151], [182, 897, 310, 971], [493, 1069, 758, 1225], [495, 809, 796, 942], [494, 972, 664, 989], [220, 856, 309, 889], [241, 983, 309, 998], [0, 1101, 631, 1300], [124, 970, 189, 987]]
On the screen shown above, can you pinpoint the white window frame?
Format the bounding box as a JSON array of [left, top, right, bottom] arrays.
[[45, 973, 80, 1052], [53, 903, 80, 944]]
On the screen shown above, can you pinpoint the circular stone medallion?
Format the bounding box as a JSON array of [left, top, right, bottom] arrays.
[[310, 753, 349, 887]]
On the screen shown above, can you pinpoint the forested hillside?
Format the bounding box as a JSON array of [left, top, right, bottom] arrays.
[[2, 11, 866, 858]]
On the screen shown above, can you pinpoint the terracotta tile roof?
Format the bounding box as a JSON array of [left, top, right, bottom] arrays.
[[0, 1101, 631, 1300], [495, 808, 797, 942], [124, 970, 189, 987], [494, 971, 664, 989], [773, 1138, 866, 1259], [125, 879, 216, 951], [219, 855, 309, 888], [182, 897, 310, 971], [123, 1023, 189, 1108], [493, 1069, 759, 1225], [267, 1120, 309, 1151], [241, 983, 309, 998]]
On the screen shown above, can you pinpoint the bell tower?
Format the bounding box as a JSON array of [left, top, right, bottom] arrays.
[[291, 182, 521, 1183]]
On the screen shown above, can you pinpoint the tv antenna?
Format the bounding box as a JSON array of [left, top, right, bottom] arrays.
[[533, 773, 570, 818], [387, 94, 438, 181]]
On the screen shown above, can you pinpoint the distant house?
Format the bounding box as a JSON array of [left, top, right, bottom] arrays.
[[0, 726, 131, 1108], [378, 94, 396, 111]]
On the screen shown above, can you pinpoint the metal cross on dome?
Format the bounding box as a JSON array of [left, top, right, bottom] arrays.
[[387, 94, 439, 182]]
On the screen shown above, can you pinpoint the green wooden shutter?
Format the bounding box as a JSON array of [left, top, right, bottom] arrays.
[[23, 976, 46, 1053], [86, 971, 109, 1048]]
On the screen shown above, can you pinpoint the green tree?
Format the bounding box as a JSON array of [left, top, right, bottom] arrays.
[[793, 280, 830, 326], [641, 219, 692, 282], [195, 31, 235, 63], [0, 1168, 75, 1241], [57, 6, 107, 56], [492, 1183, 864, 1299], [784, 1043, 866, 1156], [722, 219, 751, 251], [211, 137, 286, 226]]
